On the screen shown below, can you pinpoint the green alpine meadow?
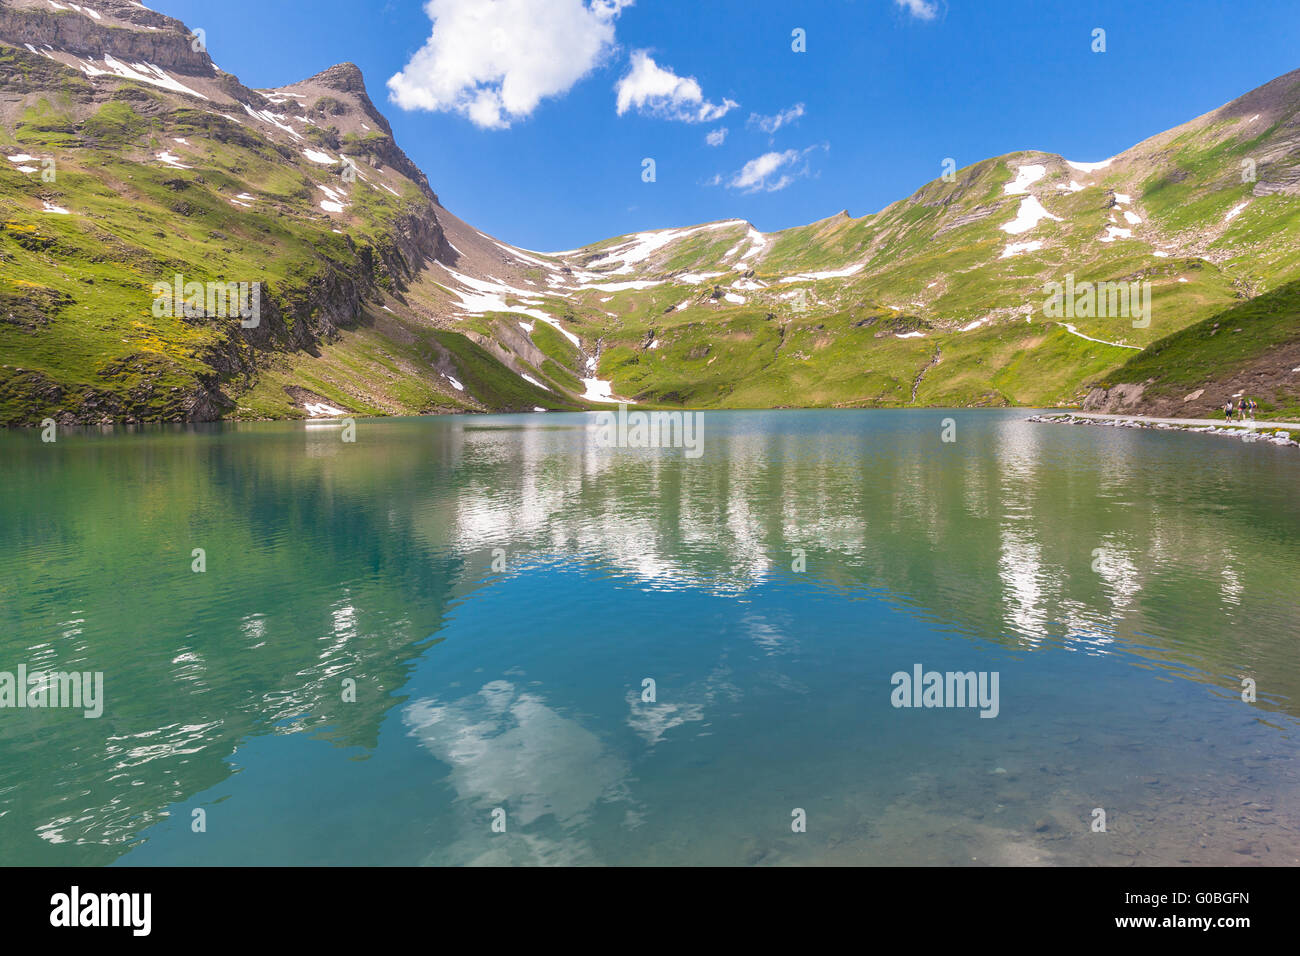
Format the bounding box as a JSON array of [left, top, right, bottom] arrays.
[[1, 0, 1298, 425]]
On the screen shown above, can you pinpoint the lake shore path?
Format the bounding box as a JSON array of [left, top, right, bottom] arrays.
[[1065, 411, 1300, 431]]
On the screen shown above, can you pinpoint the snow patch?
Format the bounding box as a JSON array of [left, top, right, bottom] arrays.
[[586, 222, 734, 274], [491, 240, 559, 270], [156, 150, 189, 169], [1000, 240, 1043, 258], [774, 262, 866, 283], [81, 55, 209, 100], [240, 103, 302, 140], [1062, 324, 1142, 350], [581, 378, 627, 403], [319, 184, 348, 213], [1004, 164, 1047, 195], [578, 279, 664, 292], [1001, 197, 1061, 235], [1066, 158, 1113, 172], [304, 402, 345, 417]]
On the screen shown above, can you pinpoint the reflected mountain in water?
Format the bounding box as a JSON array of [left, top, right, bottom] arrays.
[[0, 410, 1296, 865]]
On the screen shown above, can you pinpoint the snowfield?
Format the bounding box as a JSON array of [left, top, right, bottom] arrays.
[[581, 378, 631, 403], [80, 55, 209, 100], [1005, 164, 1047, 195], [1000, 240, 1043, 258], [1066, 158, 1113, 172], [156, 150, 189, 169], [304, 402, 346, 417], [1002, 197, 1061, 235], [586, 222, 735, 274]]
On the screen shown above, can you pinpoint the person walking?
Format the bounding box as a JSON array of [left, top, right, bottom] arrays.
[[1225, 399, 1235, 421]]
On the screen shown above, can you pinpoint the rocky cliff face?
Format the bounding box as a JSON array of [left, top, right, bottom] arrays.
[[0, 0, 213, 74], [0, 0, 469, 424], [283, 62, 439, 203]]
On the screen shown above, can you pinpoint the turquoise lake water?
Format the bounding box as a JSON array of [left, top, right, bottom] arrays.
[[0, 409, 1296, 865]]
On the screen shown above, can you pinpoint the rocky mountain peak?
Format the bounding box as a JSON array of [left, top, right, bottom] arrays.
[[312, 62, 367, 95], [292, 61, 394, 137], [0, 0, 214, 75]]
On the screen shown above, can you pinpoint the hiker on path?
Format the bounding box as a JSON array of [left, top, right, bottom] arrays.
[[1225, 400, 1235, 421]]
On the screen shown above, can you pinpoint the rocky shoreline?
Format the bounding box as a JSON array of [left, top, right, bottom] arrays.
[[1029, 413, 1300, 449]]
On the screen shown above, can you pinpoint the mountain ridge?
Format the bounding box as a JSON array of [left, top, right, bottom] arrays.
[[0, 0, 1297, 425]]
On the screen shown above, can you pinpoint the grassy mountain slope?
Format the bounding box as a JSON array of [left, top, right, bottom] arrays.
[[1086, 279, 1300, 420], [526, 66, 1300, 416], [0, 0, 1298, 424], [0, 0, 584, 424]]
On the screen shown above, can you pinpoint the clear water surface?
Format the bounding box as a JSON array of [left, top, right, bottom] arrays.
[[0, 410, 1296, 866]]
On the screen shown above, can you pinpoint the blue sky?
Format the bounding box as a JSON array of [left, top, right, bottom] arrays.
[[156, 0, 1300, 251]]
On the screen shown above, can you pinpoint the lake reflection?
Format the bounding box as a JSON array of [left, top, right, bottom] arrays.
[[0, 410, 1296, 865]]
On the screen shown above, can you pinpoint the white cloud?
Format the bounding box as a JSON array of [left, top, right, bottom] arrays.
[[896, 0, 939, 19], [732, 151, 798, 192], [725, 145, 824, 193], [388, 0, 633, 129], [615, 50, 738, 123], [748, 103, 805, 135], [706, 127, 728, 147]]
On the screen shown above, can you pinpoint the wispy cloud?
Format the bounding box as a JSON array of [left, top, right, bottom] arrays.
[[747, 103, 805, 135], [723, 144, 826, 193], [706, 127, 728, 147], [895, 0, 939, 20], [388, 0, 634, 129], [615, 50, 738, 123]]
